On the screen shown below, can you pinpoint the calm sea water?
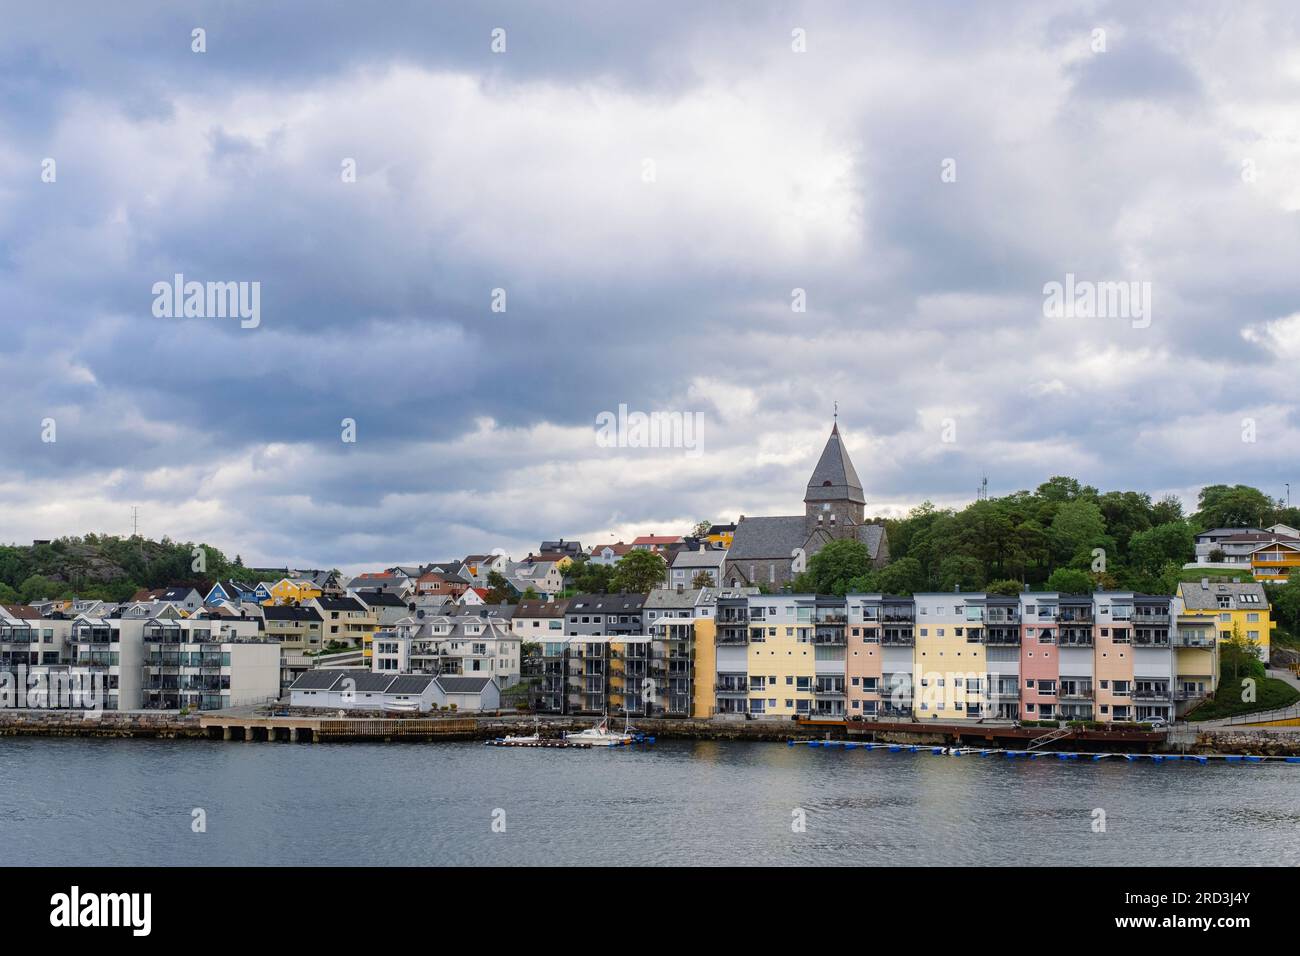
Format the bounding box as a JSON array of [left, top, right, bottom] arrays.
[[1, 737, 1296, 866]]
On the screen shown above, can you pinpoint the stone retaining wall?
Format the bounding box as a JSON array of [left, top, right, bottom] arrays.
[[1192, 730, 1300, 756], [0, 710, 202, 738]]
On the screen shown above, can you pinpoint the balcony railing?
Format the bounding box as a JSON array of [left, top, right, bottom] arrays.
[[1133, 631, 1171, 647], [1058, 628, 1094, 647], [812, 629, 847, 645], [716, 628, 749, 645], [881, 630, 914, 646], [1173, 632, 1216, 648], [1133, 612, 1171, 625], [1132, 686, 1171, 700], [815, 681, 846, 696], [985, 627, 1021, 645]]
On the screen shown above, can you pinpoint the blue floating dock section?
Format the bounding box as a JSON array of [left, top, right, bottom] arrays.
[[782, 737, 1289, 763]]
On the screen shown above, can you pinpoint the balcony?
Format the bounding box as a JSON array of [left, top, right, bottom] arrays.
[[983, 612, 1021, 626], [716, 627, 749, 645], [812, 628, 847, 645], [815, 680, 846, 697], [71, 628, 114, 645], [1132, 685, 1171, 700], [1133, 630, 1171, 647], [881, 629, 914, 646], [0, 628, 35, 643], [1058, 705, 1095, 721], [985, 626, 1021, 646], [1132, 612, 1171, 626], [986, 684, 1020, 700], [1057, 610, 1093, 624], [881, 609, 915, 623], [1173, 631, 1216, 648], [1058, 627, 1094, 647], [1058, 683, 1094, 700], [814, 611, 847, 625], [964, 627, 985, 645]]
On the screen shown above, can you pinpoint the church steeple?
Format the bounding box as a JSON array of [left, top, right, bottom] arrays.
[[805, 422, 866, 505], [804, 420, 867, 539]]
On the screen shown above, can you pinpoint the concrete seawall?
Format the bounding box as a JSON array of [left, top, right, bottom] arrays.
[[4, 710, 1300, 755]]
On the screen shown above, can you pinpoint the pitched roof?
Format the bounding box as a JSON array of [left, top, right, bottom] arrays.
[[589, 542, 632, 555], [672, 548, 726, 568], [631, 535, 682, 546], [566, 593, 648, 612], [857, 523, 887, 558], [514, 599, 569, 618], [805, 423, 866, 504], [314, 597, 368, 612], [727, 515, 806, 560], [263, 606, 324, 622], [1178, 580, 1269, 610], [355, 590, 408, 607], [435, 676, 494, 693]]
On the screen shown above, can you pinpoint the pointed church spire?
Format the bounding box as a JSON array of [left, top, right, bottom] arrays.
[[805, 419, 865, 505]]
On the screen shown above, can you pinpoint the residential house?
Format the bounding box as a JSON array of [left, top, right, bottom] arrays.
[[588, 542, 633, 566], [1176, 579, 1273, 663], [668, 546, 727, 589], [307, 596, 381, 657]]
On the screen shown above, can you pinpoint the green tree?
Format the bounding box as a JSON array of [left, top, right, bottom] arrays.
[[1192, 484, 1273, 531], [805, 539, 872, 595], [610, 550, 667, 593], [1045, 567, 1094, 594], [1127, 521, 1195, 575], [692, 520, 712, 539], [485, 569, 512, 603], [873, 557, 925, 596], [984, 578, 1023, 596], [937, 554, 984, 592], [18, 574, 63, 602], [1049, 500, 1106, 565], [690, 570, 715, 588]]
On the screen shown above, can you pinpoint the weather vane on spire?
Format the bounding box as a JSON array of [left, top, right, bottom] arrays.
[[833, 401, 838, 422]]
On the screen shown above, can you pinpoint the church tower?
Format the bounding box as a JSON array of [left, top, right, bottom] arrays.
[[804, 422, 866, 540]]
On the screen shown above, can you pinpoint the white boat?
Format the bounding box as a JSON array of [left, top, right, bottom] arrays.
[[564, 716, 634, 747], [500, 717, 543, 744]]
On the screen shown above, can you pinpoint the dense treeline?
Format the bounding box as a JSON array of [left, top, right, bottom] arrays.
[[0, 535, 250, 604], [792, 478, 1300, 599]]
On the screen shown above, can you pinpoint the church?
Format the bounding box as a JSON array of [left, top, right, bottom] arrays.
[[723, 421, 890, 589]]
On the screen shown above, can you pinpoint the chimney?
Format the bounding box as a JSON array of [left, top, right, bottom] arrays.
[[1201, 578, 1209, 590]]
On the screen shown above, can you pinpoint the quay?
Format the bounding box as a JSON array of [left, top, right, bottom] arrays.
[[5, 708, 1300, 756]]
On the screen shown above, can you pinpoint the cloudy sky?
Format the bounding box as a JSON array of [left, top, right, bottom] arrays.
[[2, 1, 1299, 572]]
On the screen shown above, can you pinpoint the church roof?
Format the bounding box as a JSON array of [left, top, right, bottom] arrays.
[[727, 516, 807, 560], [805, 423, 866, 504]]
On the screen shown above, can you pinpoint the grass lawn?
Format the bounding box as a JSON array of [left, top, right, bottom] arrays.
[[1176, 567, 1254, 584], [1186, 676, 1300, 721]]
